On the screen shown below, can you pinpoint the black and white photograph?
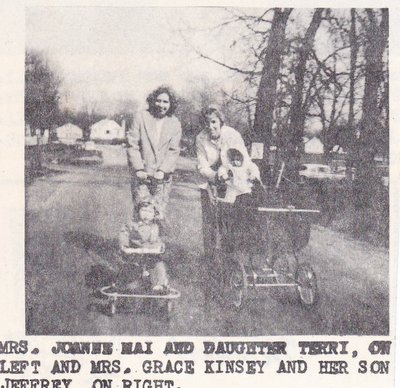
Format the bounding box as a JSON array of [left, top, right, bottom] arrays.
[[23, 6, 391, 337]]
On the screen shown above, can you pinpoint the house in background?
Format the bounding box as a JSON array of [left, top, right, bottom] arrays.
[[90, 119, 125, 144], [55, 123, 83, 145]]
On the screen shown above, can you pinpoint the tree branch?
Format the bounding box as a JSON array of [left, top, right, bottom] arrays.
[[196, 50, 261, 76]]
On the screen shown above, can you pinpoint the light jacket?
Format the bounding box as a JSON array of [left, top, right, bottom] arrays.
[[196, 125, 250, 181], [127, 110, 182, 176]]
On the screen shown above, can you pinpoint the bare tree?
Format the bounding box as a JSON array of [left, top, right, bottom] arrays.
[[345, 8, 359, 178], [185, 8, 293, 182], [356, 8, 388, 200], [348, 9, 358, 132], [284, 8, 324, 178], [252, 8, 292, 167]]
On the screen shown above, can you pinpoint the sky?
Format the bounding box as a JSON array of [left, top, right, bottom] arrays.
[[25, 6, 351, 126], [26, 7, 248, 112]]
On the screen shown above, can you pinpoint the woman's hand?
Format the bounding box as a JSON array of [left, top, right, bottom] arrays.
[[154, 170, 165, 180], [136, 170, 148, 180]]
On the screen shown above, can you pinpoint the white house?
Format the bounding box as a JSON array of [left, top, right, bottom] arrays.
[[55, 123, 83, 145], [90, 119, 125, 142], [304, 136, 324, 154]]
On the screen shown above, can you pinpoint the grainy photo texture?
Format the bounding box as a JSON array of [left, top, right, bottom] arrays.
[[25, 7, 389, 336]]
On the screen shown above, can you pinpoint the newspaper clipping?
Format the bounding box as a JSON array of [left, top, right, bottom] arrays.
[[0, 1, 398, 388]]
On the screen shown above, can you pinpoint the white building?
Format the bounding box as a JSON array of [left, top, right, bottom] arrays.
[[90, 119, 125, 142], [55, 123, 83, 145]]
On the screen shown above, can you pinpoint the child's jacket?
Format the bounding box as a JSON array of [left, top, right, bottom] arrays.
[[119, 220, 162, 249]]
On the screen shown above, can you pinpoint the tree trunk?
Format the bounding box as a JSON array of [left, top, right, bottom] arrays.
[[348, 8, 357, 130], [352, 8, 388, 238], [252, 8, 292, 182], [346, 8, 358, 180], [356, 9, 388, 203], [285, 8, 324, 179]]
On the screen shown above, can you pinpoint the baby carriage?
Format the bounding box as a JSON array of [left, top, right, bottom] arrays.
[[201, 161, 320, 310]]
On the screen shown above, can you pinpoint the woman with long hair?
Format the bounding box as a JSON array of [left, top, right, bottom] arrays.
[[127, 85, 182, 221]]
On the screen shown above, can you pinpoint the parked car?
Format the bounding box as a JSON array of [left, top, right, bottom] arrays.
[[299, 164, 346, 183]]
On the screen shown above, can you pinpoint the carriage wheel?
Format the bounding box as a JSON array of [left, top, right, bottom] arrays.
[[226, 260, 247, 310], [296, 263, 318, 307]]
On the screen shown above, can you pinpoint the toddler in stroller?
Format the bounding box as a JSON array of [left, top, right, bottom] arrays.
[[118, 198, 169, 295]]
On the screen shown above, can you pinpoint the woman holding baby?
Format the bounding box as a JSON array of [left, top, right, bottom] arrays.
[[195, 105, 260, 204], [195, 106, 261, 258]]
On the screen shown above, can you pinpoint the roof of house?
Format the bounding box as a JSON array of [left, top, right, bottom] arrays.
[[56, 123, 83, 136], [90, 119, 122, 131]]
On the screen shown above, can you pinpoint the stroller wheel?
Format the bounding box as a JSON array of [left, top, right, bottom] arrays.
[[296, 263, 318, 307], [226, 260, 247, 310]]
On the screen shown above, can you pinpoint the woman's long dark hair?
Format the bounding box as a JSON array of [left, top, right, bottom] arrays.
[[146, 85, 178, 117]]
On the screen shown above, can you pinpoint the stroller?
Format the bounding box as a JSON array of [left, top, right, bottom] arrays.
[[89, 176, 180, 318]]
